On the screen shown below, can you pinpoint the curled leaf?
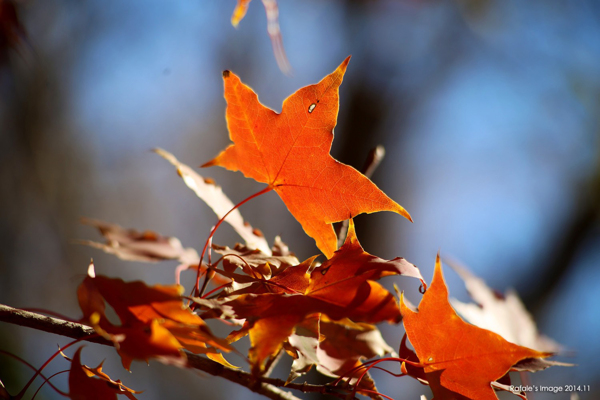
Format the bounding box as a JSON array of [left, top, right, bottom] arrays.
[[79, 218, 199, 265], [288, 315, 393, 385], [213, 242, 299, 280], [67, 347, 140, 399]]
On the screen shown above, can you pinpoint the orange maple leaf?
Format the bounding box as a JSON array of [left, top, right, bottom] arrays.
[[400, 254, 554, 400], [203, 57, 411, 258], [77, 263, 231, 370]]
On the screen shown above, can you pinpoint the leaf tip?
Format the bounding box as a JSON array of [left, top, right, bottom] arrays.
[[87, 260, 96, 278], [431, 252, 445, 289], [389, 202, 413, 223], [200, 158, 216, 169], [222, 70, 231, 79], [336, 56, 351, 75], [344, 218, 357, 244], [342, 55, 351, 67], [399, 290, 415, 316], [230, 1, 249, 28]]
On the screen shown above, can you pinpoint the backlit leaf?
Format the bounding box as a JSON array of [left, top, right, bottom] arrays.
[[77, 262, 230, 370], [400, 254, 557, 399], [204, 58, 411, 258]]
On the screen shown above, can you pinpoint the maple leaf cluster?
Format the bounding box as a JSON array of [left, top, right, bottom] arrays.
[[58, 58, 565, 400]]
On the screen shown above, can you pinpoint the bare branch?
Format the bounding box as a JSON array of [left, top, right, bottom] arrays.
[[0, 304, 305, 400], [0, 304, 107, 345]]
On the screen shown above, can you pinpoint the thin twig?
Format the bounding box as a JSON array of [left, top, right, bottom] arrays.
[[195, 186, 273, 298]]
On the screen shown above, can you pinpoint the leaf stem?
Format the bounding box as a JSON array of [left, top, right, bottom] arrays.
[[31, 370, 69, 399], [360, 389, 395, 400], [331, 356, 422, 395], [16, 337, 89, 399], [194, 186, 273, 298], [0, 350, 69, 397]]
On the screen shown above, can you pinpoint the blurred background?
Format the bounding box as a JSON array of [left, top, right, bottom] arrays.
[[1, 0, 599, 399]]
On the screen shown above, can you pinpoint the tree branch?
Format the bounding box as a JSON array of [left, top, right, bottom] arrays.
[[0, 304, 310, 400], [0, 304, 108, 345]]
